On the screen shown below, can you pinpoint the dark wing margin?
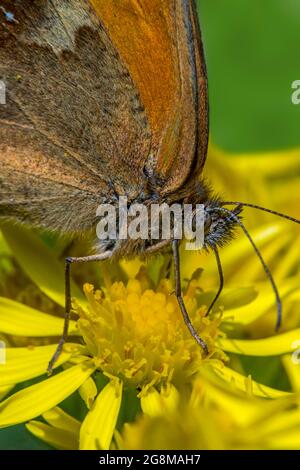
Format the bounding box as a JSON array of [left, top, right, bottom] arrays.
[[90, 0, 208, 195], [191, 0, 209, 175], [156, 0, 209, 194]]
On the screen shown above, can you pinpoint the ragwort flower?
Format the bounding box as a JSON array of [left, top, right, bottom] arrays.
[[1, 146, 300, 449]]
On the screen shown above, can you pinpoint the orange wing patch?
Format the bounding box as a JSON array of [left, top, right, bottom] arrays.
[[91, 0, 208, 193], [91, 0, 180, 154]]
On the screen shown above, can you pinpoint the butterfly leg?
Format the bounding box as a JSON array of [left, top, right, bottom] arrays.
[[47, 251, 112, 375], [172, 240, 209, 356], [205, 246, 224, 317]]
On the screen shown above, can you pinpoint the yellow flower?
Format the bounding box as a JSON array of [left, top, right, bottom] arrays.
[[117, 373, 300, 450], [1, 146, 300, 450], [0, 264, 228, 449], [76, 277, 225, 391], [24, 363, 300, 450], [0, 238, 297, 449]]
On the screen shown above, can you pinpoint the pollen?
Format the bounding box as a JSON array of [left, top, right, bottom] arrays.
[[75, 273, 226, 391]]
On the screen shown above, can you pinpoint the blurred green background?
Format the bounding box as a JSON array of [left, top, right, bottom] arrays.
[[198, 0, 300, 152]]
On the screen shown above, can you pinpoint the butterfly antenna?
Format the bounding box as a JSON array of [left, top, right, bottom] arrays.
[[222, 202, 300, 225], [209, 206, 282, 330], [205, 246, 224, 317]]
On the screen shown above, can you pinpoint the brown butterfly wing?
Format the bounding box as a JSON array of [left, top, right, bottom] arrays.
[[92, 0, 209, 194], [0, 0, 208, 234], [0, 0, 151, 232]]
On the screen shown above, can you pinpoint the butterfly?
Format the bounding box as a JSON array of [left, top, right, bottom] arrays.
[[1, 0, 299, 373]]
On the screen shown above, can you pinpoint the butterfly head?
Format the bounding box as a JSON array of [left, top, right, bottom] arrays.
[[202, 200, 243, 250]]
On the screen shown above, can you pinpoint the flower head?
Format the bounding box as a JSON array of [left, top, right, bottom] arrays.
[[77, 276, 225, 392], [1, 146, 300, 449]]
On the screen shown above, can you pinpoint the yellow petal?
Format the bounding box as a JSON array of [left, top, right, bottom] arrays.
[[80, 379, 123, 450], [141, 385, 180, 417], [1, 224, 84, 307], [0, 344, 80, 386], [257, 409, 300, 449], [198, 286, 256, 313], [282, 354, 300, 392], [275, 239, 300, 279], [160, 385, 180, 412], [230, 148, 300, 176], [223, 281, 299, 325], [0, 384, 14, 401], [219, 224, 285, 273], [140, 388, 161, 417], [228, 232, 292, 284], [211, 363, 290, 398], [26, 421, 78, 450], [218, 328, 300, 356], [181, 223, 284, 279], [197, 378, 263, 426], [268, 430, 300, 450], [42, 407, 81, 434], [0, 361, 95, 428], [0, 297, 78, 336], [197, 366, 284, 427], [79, 377, 98, 410], [257, 408, 300, 439], [120, 258, 143, 279]]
